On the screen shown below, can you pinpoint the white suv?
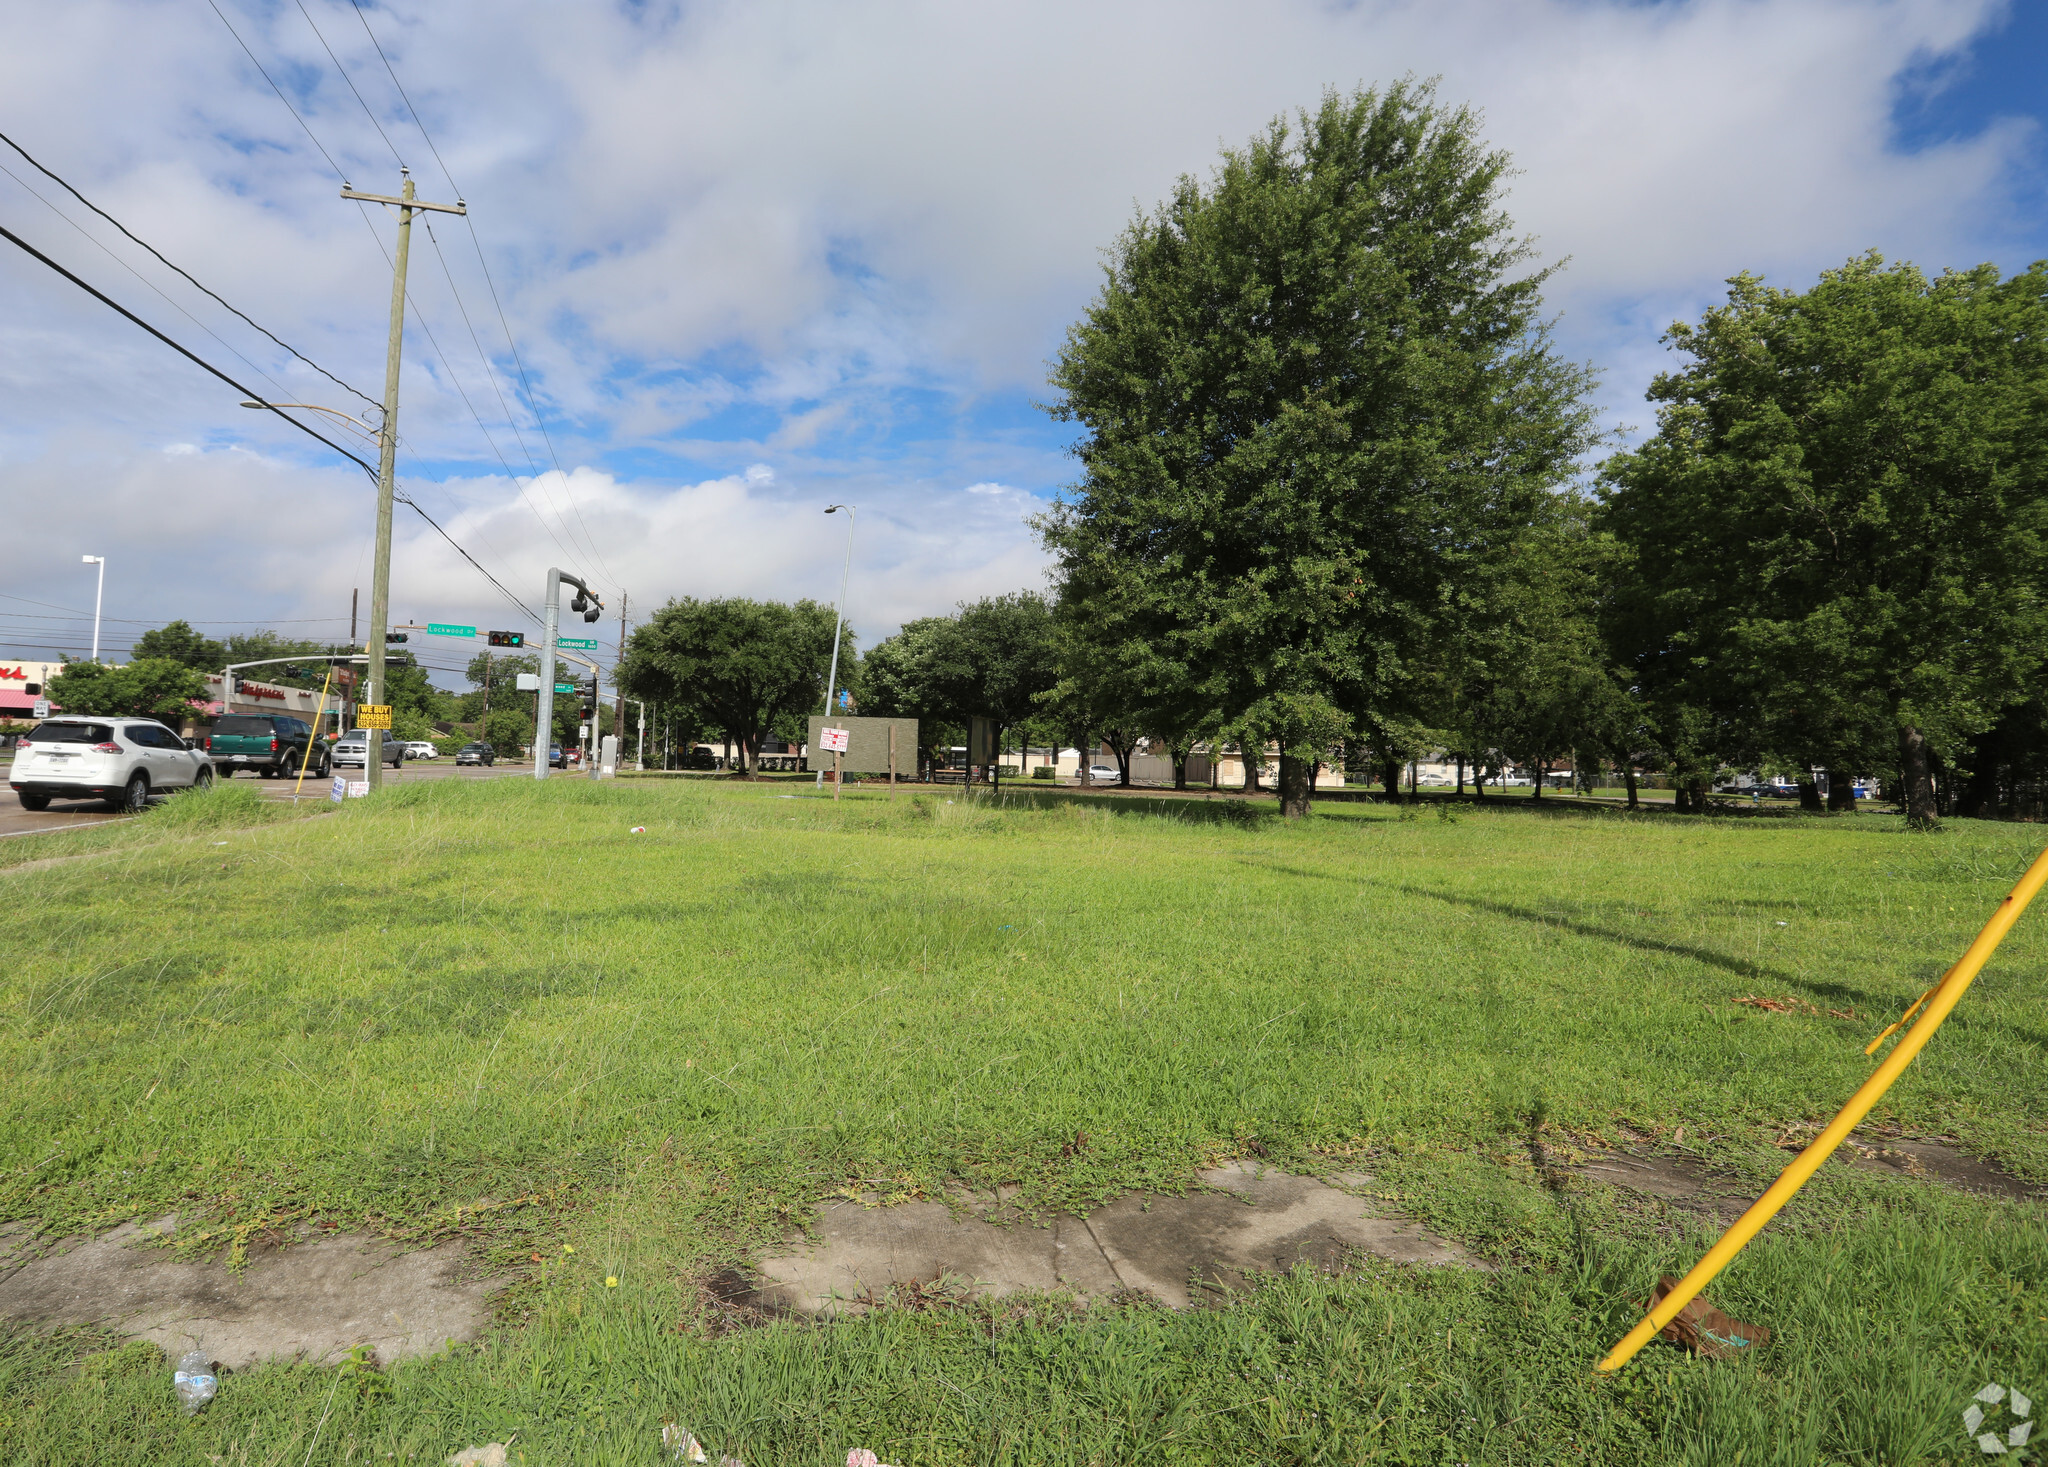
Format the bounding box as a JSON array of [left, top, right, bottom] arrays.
[[403, 740, 439, 760], [9, 717, 213, 811]]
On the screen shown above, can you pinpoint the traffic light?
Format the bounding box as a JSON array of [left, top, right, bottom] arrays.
[[385, 632, 409, 644], [487, 630, 524, 647]]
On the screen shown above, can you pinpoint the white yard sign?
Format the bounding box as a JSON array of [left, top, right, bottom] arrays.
[[819, 726, 851, 753]]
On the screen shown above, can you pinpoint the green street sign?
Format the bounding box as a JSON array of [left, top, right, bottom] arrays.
[[428, 622, 477, 638], [554, 683, 577, 693], [557, 636, 598, 650]]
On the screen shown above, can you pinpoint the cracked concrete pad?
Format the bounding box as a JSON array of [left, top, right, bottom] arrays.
[[0, 1215, 491, 1369], [755, 1163, 1479, 1314]]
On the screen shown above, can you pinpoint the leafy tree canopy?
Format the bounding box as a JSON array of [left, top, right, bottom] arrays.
[[1599, 254, 2048, 824], [45, 658, 207, 720], [132, 621, 226, 671], [619, 597, 847, 773], [1039, 80, 1597, 813]]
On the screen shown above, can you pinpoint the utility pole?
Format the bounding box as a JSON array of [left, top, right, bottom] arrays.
[[340, 170, 466, 792], [81, 556, 106, 662], [350, 587, 358, 646]]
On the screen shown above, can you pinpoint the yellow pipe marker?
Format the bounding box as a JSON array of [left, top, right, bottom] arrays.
[[290, 666, 336, 800], [1597, 840, 2048, 1374]]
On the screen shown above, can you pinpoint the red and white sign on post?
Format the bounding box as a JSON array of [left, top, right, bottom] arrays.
[[819, 726, 851, 753]]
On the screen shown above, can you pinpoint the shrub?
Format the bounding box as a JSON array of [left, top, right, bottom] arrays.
[[1031, 766, 1057, 779]]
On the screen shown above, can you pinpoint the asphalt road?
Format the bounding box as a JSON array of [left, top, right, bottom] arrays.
[[0, 756, 528, 839]]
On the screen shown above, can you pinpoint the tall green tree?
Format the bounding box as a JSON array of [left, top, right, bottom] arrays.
[[861, 594, 1059, 777], [1038, 81, 1598, 816], [618, 598, 847, 773], [131, 621, 225, 671], [45, 658, 207, 720], [1600, 255, 2048, 827]]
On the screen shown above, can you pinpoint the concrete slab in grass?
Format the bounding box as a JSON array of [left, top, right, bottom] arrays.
[[755, 1162, 1479, 1313], [0, 1215, 490, 1369]]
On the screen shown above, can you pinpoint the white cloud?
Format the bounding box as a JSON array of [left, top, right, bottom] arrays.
[[0, 0, 2037, 655]]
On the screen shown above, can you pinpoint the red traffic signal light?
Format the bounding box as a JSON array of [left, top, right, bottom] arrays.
[[487, 630, 524, 647]]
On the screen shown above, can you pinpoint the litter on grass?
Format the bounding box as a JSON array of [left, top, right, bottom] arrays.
[[630, 825, 647, 833], [1646, 1276, 1770, 1360], [447, 1446, 508, 1467], [663, 1422, 708, 1462], [172, 1350, 217, 1414], [847, 1452, 900, 1467]]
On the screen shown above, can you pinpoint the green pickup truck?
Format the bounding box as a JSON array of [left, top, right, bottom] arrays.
[[204, 714, 329, 779]]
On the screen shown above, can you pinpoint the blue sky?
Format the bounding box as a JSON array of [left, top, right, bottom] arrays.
[[2, 0, 2043, 687]]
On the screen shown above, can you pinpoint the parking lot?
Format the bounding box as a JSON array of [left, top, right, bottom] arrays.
[[0, 753, 532, 838]]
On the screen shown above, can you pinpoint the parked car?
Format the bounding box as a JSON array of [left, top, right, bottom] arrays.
[[206, 713, 327, 779], [330, 731, 405, 769], [10, 716, 212, 811], [403, 740, 440, 760], [548, 745, 565, 768], [1083, 764, 1121, 782], [455, 742, 496, 766], [683, 746, 717, 770]]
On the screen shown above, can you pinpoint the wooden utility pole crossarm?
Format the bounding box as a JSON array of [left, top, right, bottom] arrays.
[[340, 186, 467, 216]]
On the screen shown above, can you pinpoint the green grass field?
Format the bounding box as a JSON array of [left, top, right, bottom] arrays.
[[1, 777, 2043, 1463]]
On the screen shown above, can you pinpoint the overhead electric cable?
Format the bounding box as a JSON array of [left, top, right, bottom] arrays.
[[0, 220, 378, 475], [0, 158, 298, 405], [1, 223, 535, 626], [349, 0, 620, 589], [205, 0, 350, 181], [292, 0, 404, 168], [391, 485, 537, 622], [0, 128, 378, 410]]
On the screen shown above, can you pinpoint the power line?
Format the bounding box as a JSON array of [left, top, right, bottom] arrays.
[[205, 0, 350, 182], [0, 158, 297, 405], [348, 0, 620, 591], [0, 128, 378, 410], [0, 225, 537, 631], [0, 220, 379, 474], [292, 0, 404, 169]]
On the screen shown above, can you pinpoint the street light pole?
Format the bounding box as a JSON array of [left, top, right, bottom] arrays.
[[80, 556, 105, 662], [340, 170, 465, 793], [815, 504, 855, 787]]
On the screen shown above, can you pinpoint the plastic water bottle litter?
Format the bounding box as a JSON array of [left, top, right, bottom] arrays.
[[173, 1350, 217, 1414]]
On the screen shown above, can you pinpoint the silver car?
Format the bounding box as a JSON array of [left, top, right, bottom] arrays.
[[330, 732, 404, 769], [9, 716, 213, 811]]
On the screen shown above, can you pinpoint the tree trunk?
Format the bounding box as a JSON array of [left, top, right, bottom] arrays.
[[1077, 730, 1092, 787], [1797, 777, 1824, 812], [1825, 767, 1858, 812], [1531, 759, 1545, 800], [1455, 753, 1464, 796], [1899, 725, 1939, 829], [1381, 757, 1399, 798], [1245, 745, 1261, 792], [1674, 783, 1693, 814], [1172, 749, 1188, 790], [1278, 752, 1313, 818], [1624, 764, 1639, 810]]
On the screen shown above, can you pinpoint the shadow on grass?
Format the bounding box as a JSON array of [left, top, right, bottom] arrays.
[[1237, 854, 1896, 1009], [974, 786, 1267, 827]]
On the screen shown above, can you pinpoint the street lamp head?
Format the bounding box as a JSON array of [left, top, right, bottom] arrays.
[[238, 400, 265, 409], [825, 504, 846, 514]]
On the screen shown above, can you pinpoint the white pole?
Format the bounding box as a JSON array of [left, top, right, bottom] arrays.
[[816, 504, 855, 786], [82, 556, 105, 662]]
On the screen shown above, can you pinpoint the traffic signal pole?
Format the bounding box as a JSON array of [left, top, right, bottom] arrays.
[[533, 567, 603, 781], [340, 171, 466, 793]]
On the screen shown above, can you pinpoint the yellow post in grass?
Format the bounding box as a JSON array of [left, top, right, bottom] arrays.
[[1597, 840, 2048, 1374], [290, 665, 336, 800]]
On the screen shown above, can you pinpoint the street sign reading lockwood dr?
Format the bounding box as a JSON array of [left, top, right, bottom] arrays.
[[428, 623, 477, 638], [556, 637, 598, 650], [357, 704, 393, 730], [554, 683, 577, 693]]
